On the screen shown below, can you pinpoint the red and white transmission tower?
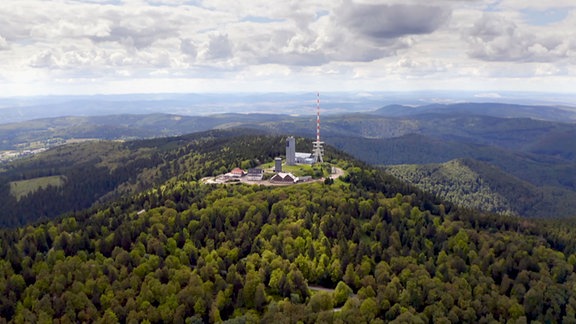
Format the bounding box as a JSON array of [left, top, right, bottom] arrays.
[[312, 92, 324, 163]]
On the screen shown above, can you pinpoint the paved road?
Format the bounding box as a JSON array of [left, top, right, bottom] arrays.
[[329, 167, 345, 180], [308, 285, 346, 312], [309, 285, 336, 293]]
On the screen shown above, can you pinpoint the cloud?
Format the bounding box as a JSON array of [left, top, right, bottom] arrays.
[[337, 2, 452, 40], [260, 51, 328, 67], [180, 39, 198, 59], [305, 1, 453, 64], [29, 51, 57, 68], [465, 13, 575, 62], [1, 0, 455, 73], [1, 0, 575, 96], [205, 34, 233, 60], [0, 35, 8, 50]]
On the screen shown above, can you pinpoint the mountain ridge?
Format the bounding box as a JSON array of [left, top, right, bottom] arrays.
[[372, 102, 576, 122], [386, 158, 576, 218], [3, 102, 576, 219]]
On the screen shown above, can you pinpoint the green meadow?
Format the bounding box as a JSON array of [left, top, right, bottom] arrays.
[[10, 176, 65, 201]]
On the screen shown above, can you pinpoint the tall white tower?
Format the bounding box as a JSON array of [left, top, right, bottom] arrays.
[[286, 136, 296, 166], [312, 92, 324, 163]]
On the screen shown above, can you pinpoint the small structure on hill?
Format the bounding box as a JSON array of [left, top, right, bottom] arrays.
[[247, 168, 264, 181], [270, 172, 298, 183], [224, 167, 246, 179], [231, 168, 246, 176], [274, 157, 283, 172], [296, 152, 314, 164]]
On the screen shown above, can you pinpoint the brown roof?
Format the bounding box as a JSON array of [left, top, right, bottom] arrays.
[[231, 168, 245, 175]]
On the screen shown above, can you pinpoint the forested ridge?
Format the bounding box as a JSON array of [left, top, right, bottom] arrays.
[[2, 134, 576, 322], [385, 158, 576, 218], [0, 129, 285, 227]]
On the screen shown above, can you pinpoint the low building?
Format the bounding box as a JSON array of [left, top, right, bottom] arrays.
[[224, 167, 246, 179], [270, 172, 298, 183], [295, 152, 313, 164], [230, 168, 246, 177], [247, 168, 264, 181]]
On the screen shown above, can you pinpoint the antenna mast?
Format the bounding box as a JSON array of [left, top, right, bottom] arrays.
[[312, 92, 324, 163]]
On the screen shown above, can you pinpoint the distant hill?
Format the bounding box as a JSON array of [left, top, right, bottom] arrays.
[[372, 102, 576, 122], [327, 133, 576, 192], [386, 158, 576, 218], [0, 92, 392, 124], [0, 129, 288, 227], [0, 113, 294, 150]]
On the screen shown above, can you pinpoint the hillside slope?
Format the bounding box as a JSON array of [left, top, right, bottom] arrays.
[[1, 135, 576, 322], [331, 133, 576, 192], [0, 129, 286, 227], [386, 158, 576, 218]]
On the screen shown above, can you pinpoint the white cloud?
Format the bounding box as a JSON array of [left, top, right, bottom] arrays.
[[0, 0, 575, 96], [0, 35, 8, 50], [29, 51, 57, 68], [465, 12, 576, 62], [205, 34, 233, 60]]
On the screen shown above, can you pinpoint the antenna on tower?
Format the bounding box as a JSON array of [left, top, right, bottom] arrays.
[[312, 92, 324, 163]]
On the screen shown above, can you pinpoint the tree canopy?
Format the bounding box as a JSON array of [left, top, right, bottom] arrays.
[[1, 133, 576, 322]]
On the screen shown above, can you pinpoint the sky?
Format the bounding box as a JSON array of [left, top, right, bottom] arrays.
[[1, 0, 575, 97]]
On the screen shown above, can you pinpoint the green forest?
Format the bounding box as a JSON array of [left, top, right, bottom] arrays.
[[0, 129, 284, 227], [385, 158, 576, 218], [2, 133, 576, 322]]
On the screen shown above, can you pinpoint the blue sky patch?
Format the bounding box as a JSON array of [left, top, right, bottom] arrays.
[[241, 16, 285, 24], [521, 8, 569, 26]]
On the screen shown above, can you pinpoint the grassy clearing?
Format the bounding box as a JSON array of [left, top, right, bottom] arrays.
[[260, 161, 327, 178], [280, 164, 314, 176], [10, 176, 65, 201]]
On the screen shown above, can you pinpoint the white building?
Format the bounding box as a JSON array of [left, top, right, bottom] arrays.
[[286, 136, 296, 166]]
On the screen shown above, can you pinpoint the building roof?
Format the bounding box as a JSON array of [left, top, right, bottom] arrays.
[[270, 172, 298, 182], [247, 168, 264, 175], [295, 152, 312, 158], [230, 168, 245, 175]]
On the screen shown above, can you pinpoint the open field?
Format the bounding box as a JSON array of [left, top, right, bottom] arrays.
[[259, 161, 332, 177], [10, 176, 66, 201]]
